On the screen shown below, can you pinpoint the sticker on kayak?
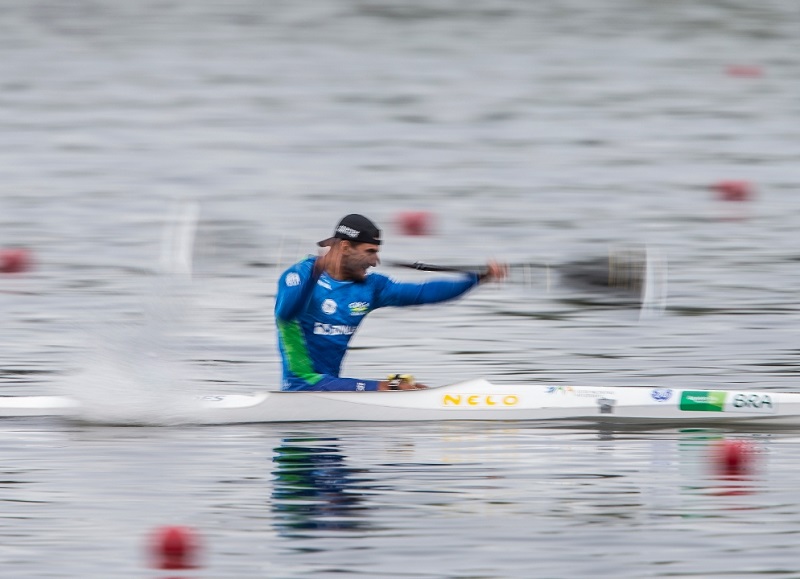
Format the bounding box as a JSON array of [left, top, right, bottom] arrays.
[[545, 386, 615, 398], [597, 397, 616, 414], [680, 391, 726, 412], [680, 391, 776, 414], [442, 394, 520, 408], [650, 388, 673, 402], [728, 392, 776, 414]]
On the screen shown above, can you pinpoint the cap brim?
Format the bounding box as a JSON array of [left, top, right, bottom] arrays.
[[317, 237, 336, 247]]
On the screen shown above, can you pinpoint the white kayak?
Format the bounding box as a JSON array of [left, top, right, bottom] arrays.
[[0, 379, 796, 426]]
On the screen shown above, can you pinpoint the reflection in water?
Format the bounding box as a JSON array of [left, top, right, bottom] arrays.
[[271, 437, 373, 534]]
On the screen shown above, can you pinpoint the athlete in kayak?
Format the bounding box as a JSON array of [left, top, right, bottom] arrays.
[[275, 214, 506, 391]]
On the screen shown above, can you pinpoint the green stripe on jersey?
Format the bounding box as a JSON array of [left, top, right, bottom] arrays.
[[277, 319, 323, 385]]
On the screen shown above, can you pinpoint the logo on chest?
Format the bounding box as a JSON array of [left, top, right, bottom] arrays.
[[321, 299, 337, 315], [349, 301, 370, 316]]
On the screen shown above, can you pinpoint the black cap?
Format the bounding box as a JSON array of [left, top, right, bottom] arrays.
[[317, 214, 382, 247]]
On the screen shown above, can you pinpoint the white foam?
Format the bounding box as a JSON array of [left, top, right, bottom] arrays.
[[61, 202, 206, 425]]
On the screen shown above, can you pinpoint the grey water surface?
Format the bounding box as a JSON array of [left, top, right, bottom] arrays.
[[2, 0, 800, 577]]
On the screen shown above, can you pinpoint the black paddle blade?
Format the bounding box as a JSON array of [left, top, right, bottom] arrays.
[[558, 245, 668, 315], [560, 246, 646, 292]]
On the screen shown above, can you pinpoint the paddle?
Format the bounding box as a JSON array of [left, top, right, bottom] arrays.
[[386, 245, 667, 317]]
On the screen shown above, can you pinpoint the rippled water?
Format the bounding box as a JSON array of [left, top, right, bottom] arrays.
[[2, 0, 800, 576]]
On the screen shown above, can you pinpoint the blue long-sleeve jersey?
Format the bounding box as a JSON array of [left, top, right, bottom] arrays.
[[275, 257, 480, 391]]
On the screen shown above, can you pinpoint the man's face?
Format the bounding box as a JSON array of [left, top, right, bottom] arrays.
[[341, 241, 380, 282]]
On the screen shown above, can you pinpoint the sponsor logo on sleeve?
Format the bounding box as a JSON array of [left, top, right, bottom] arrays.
[[285, 272, 300, 287], [651, 388, 673, 402]]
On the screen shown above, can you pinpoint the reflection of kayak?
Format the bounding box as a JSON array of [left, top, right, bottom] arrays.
[[0, 379, 796, 426]]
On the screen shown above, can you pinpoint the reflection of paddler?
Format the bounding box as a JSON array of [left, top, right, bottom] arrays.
[[272, 438, 372, 533]]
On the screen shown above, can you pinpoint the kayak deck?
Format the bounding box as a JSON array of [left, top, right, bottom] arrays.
[[0, 380, 797, 426]]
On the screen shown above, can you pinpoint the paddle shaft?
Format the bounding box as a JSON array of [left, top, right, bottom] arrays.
[[386, 258, 639, 291], [385, 245, 668, 316], [386, 260, 533, 275]]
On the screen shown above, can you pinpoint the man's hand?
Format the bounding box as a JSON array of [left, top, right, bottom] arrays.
[[480, 260, 508, 283], [377, 375, 428, 391]]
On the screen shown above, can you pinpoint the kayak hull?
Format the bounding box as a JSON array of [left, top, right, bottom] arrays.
[[0, 380, 797, 426]]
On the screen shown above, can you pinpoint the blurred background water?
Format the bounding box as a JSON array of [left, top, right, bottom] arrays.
[[1, 0, 800, 576]]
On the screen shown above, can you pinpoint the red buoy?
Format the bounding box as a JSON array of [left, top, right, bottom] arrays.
[[712, 180, 755, 202], [0, 248, 32, 273], [726, 65, 764, 78], [714, 440, 754, 475], [396, 211, 436, 236], [149, 525, 201, 570]]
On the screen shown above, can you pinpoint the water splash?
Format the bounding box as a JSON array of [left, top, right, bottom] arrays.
[[63, 324, 200, 425], [62, 202, 205, 425]]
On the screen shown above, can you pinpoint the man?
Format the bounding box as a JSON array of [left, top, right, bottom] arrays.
[[275, 214, 506, 392]]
